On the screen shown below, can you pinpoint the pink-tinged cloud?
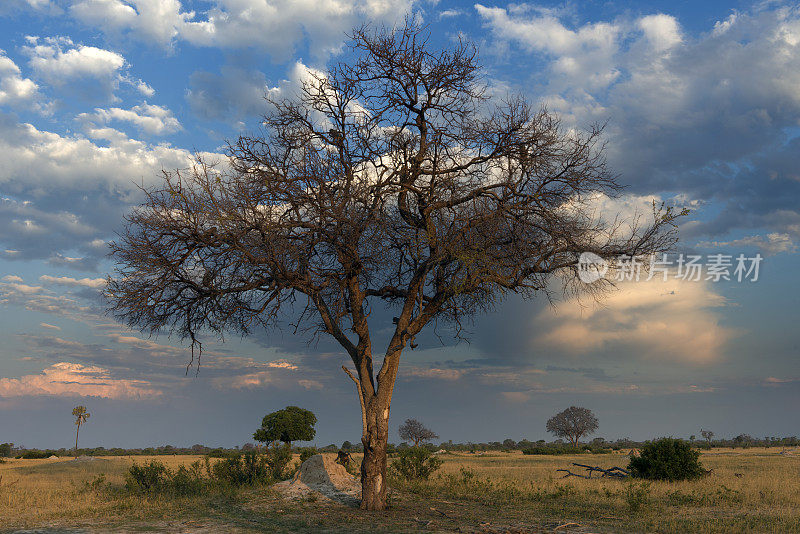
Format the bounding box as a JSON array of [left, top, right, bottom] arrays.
[[0, 362, 161, 399], [40, 322, 61, 330], [764, 377, 798, 385], [266, 359, 299, 370], [215, 370, 273, 389], [212, 360, 303, 390]]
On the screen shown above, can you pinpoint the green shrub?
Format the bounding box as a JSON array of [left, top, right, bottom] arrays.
[[299, 447, 318, 463], [169, 463, 208, 495], [628, 438, 706, 481], [127, 453, 273, 496], [18, 450, 51, 459], [264, 445, 293, 480], [126, 460, 170, 492], [390, 446, 442, 480], [624, 480, 651, 512], [212, 450, 274, 486]]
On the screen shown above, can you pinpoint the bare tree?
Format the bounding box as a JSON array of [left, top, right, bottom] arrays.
[[107, 20, 683, 510], [546, 406, 598, 447], [398, 418, 438, 447], [72, 405, 90, 458]]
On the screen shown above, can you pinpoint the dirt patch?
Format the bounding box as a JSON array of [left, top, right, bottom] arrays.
[[273, 454, 360, 506]]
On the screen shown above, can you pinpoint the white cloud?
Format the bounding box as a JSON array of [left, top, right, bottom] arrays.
[[39, 322, 61, 330], [533, 278, 734, 364], [24, 37, 125, 99], [697, 233, 796, 256], [78, 103, 181, 136], [266, 359, 299, 370], [70, 0, 413, 59], [439, 9, 462, 19], [0, 362, 160, 399], [39, 275, 106, 289], [475, 3, 621, 90], [637, 14, 682, 52], [0, 51, 40, 107], [1, 275, 23, 282], [0, 115, 208, 193], [0, 280, 43, 294], [134, 79, 154, 97], [477, 5, 800, 241]]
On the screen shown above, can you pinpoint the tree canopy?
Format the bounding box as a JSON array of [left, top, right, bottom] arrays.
[[253, 406, 317, 446], [546, 406, 598, 447], [398, 418, 438, 447]]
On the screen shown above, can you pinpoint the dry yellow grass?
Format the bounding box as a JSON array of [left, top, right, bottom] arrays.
[[397, 448, 800, 532], [1, 449, 799, 532]]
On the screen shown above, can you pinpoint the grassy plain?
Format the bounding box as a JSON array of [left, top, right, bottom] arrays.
[[0, 448, 798, 533]]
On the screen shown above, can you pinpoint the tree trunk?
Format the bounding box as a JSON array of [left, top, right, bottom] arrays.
[[360, 400, 389, 510], [75, 423, 80, 459]]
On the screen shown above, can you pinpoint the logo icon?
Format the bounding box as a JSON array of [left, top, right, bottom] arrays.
[[577, 252, 608, 283]]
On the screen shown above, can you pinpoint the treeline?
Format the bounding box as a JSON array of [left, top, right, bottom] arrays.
[[3, 434, 798, 459]]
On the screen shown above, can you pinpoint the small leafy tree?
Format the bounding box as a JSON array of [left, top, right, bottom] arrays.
[[628, 438, 706, 481], [390, 447, 442, 480], [0, 443, 12, 457], [72, 406, 90, 458], [253, 406, 316, 446], [700, 429, 714, 445], [398, 419, 438, 447], [546, 406, 598, 447]]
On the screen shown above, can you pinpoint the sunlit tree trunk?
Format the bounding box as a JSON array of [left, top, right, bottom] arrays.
[[360, 397, 390, 510]]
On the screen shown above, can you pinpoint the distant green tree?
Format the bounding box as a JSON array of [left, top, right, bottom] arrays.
[[0, 443, 12, 457], [342, 440, 353, 451], [72, 405, 90, 458], [398, 419, 438, 447], [546, 406, 598, 447], [253, 406, 316, 446]]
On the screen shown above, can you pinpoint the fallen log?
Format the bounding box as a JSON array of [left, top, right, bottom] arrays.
[[557, 463, 629, 479]]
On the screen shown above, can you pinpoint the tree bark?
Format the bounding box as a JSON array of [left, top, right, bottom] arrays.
[[75, 423, 80, 459], [360, 398, 389, 510]]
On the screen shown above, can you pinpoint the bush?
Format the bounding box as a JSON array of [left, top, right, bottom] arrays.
[[299, 447, 318, 463], [390, 446, 442, 480], [126, 460, 170, 492], [212, 450, 274, 486], [624, 481, 651, 512], [264, 445, 293, 480], [18, 450, 51, 459], [628, 438, 706, 481], [126, 453, 275, 496]]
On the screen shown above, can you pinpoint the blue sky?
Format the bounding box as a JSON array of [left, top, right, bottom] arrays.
[[0, 0, 798, 449]]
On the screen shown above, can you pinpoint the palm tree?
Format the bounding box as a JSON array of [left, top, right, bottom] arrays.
[[72, 406, 90, 458]]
